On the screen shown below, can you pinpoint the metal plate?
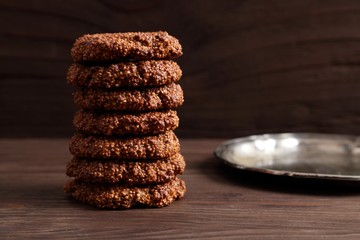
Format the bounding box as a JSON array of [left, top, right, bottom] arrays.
[[214, 133, 360, 181]]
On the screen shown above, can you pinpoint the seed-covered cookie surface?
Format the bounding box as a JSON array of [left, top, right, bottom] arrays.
[[73, 110, 179, 136], [69, 131, 180, 159], [64, 177, 186, 209], [73, 83, 184, 111], [71, 31, 183, 62], [66, 153, 185, 184], [67, 60, 182, 88]]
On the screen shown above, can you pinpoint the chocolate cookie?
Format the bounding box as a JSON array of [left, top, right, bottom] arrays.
[[66, 153, 185, 184], [69, 131, 180, 159], [67, 60, 182, 89], [73, 110, 179, 136], [71, 31, 182, 63], [73, 83, 184, 111], [64, 177, 186, 209]]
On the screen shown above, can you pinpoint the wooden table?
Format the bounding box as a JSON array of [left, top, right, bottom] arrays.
[[1, 139, 360, 239]]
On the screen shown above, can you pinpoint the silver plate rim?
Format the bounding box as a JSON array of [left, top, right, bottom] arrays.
[[214, 133, 360, 181]]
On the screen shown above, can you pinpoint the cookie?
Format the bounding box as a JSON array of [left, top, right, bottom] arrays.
[[64, 177, 186, 209], [69, 131, 180, 159], [71, 31, 182, 63], [67, 60, 182, 89], [73, 83, 184, 111], [73, 110, 179, 136], [66, 153, 185, 184]]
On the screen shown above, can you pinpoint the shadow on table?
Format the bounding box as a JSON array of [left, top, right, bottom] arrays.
[[206, 156, 360, 196]]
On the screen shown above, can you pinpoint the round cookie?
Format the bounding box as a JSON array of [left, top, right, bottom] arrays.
[[66, 153, 185, 184], [67, 60, 182, 89], [71, 31, 182, 63], [73, 110, 179, 136], [69, 131, 180, 159], [73, 83, 184, 112], [64, 177, 186, 209]]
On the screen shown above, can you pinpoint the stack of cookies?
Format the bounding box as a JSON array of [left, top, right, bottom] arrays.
[[64, 31, 186, 209]]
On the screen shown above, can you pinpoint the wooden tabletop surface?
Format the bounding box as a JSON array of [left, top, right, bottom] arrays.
[[1, 138, 360, 239]]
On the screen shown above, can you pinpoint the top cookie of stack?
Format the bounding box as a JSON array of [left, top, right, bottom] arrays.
[[71, 31, 182, 62], [65, 31, 186, 209]]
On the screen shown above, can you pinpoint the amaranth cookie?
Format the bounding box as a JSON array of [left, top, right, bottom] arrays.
[[64, 177, 186, 209], [67, 60, 182, 88], [73, 83, 184, 111], [73, 109, 179, 136], [69, 131, 180, 159], [71, 31, 182, 62], [66, 153, 185, 184]]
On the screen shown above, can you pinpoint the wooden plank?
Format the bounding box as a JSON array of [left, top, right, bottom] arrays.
[[1, 139, 360, 239], [3, 0, 360, 137]]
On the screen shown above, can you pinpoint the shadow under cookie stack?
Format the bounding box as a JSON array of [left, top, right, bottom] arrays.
[[64, 31, 186, 209]]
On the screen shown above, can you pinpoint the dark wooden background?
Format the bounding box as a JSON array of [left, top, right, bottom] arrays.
[[2, 0, 360, 138]]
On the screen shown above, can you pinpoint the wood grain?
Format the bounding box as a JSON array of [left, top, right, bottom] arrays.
[[1, 138, 360, 239], [2, 0, 360, 137]]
